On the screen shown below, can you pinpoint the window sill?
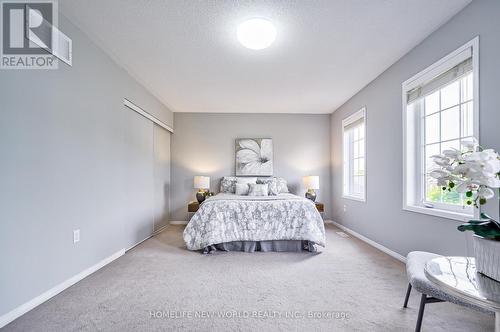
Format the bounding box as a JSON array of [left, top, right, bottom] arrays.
[[403, 204, 474, 222], [343, 194, 366, 203]]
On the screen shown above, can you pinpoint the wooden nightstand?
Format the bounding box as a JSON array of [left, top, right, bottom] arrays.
[[187, 201, 200, 220], [315, 202, 324, 219], [314, 202, 324, 213]]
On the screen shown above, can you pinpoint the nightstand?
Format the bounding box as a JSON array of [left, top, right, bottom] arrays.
[[315, 202, 324, 219], [187, 201, 200, 220]]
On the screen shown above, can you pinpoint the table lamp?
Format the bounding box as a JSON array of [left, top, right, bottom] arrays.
[[303, 176, 319, 202], [193, 176, 210, 203]]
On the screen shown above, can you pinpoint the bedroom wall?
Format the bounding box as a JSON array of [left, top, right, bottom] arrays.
[[171, 113, 332, 221], [330, 0, 500, 257], [0, 14, 173, 320]]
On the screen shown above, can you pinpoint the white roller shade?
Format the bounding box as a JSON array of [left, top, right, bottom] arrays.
[[407, 48, 472, 104], [343, 117, 364, 131], [342, 108, 365, 131]]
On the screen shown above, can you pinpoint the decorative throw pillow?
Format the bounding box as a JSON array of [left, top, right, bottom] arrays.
[[276, 177, 289, 193], [248, 183, 269, 196], [236, 177, 257, 185], [235, 183, 250, 195], [256, 178, 279, 195], [220, 177, 237, 193]]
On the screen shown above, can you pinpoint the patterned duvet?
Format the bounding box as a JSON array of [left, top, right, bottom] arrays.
[[183, 193, 326, 251]]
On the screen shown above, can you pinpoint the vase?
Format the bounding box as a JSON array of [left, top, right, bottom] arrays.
[[473, 235, 500, 282], [196, 191, 206, 204], [305, 189, 317, 202]]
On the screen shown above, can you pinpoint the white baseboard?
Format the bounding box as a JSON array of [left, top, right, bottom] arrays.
[[0, 249, 125, 328], [329, 220, 406, 263], [126, 234, 153, 252], [169, 220, 188, 225], [126, 224, 171, 252], [153, 224, 169, 235]]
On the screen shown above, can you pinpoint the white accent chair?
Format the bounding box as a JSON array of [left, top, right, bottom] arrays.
[[404, 251, 491, 332]]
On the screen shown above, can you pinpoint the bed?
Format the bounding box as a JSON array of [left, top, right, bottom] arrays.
[[183, 192, 326, 253]]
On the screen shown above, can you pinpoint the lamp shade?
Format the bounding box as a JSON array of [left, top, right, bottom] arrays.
[[303, 176, 319, 190], [193, 176, 210, 189]]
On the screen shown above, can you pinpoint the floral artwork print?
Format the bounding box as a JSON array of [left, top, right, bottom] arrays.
[[235, 138, 273, 176]]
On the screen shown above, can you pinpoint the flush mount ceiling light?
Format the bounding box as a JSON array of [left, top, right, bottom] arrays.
[[237, 18, 277, 50]]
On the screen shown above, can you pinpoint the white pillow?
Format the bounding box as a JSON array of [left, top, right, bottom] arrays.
[[275, 177, 289, 193], [236, 177, 257, 185], [257, 178, 279, 195], [248, 183, 269, 196], [235, 183, 250, 195]]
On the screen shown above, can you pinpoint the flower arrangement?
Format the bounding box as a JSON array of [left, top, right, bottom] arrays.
[[430, 139, 500, 240]]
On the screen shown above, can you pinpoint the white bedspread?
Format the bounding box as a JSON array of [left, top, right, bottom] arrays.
[[183, 193, 326, 250]]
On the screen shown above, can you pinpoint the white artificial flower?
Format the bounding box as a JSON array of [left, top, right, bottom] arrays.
[[455, 180, 479, 193], [483, 176, 500, 188], [481, 149, 499, 160], [463, 154, 500, 179], [483, 158, 500, 176], [461, 138, 479, 152], [464, 151, 483, 162], [430, 169, 459, 187], [452, 163, 470, 176], [431, 155, 451, 167], [430, 169, 449, 179], [442, 149, 461, 160], [478, 187, 495, 200]]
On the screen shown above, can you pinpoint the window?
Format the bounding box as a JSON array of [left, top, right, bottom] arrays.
[[343, 108, 366, 201], [403, 37, 479, 221]]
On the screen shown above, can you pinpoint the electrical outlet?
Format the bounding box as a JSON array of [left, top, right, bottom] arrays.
[[343, 205, 347, 212], [73, 229, 80, 244]]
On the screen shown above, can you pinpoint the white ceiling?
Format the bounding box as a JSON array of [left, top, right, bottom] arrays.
[[60, 0, 471, 114]]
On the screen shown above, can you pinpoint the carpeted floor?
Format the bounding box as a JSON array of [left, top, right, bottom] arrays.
[[4, 224, 494, 331]]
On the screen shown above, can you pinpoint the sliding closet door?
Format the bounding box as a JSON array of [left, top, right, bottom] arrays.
[[153, 124, 171, 231], [123, 108, 155, 249]]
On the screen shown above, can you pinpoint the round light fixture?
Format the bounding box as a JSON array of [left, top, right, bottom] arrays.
[[237, 18, 276, 50]]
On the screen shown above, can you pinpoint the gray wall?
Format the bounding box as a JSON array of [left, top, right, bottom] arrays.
[[171, 113, 332, 221], [330, 0, 500, 257], [0, 15, 173, 317]]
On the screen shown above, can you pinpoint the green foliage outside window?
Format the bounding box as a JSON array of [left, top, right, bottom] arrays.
[[426, 186, 461, 205]]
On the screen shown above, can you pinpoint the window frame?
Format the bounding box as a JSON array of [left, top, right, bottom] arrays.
[[402, 37, 480, 222], [342, 107, 367, 202]]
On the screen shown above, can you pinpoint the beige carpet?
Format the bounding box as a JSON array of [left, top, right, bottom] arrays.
[[4, 224, 493, 331]]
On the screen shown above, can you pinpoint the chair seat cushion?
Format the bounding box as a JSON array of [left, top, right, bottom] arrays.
[[406, 251, 492, 314], [406, 251, 441, 295]]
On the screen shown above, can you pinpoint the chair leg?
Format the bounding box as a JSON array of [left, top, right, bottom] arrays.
[[415, 293, 427, 332], [403, 283, 412, 308]]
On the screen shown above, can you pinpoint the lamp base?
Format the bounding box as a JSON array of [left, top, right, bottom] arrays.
[[196, 191, 206, 204], [305, 189, 317, 202]]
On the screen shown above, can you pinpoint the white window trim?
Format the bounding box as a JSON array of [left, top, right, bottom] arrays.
[[342, 107, 367, 202], [402, 36, 480, 222]]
